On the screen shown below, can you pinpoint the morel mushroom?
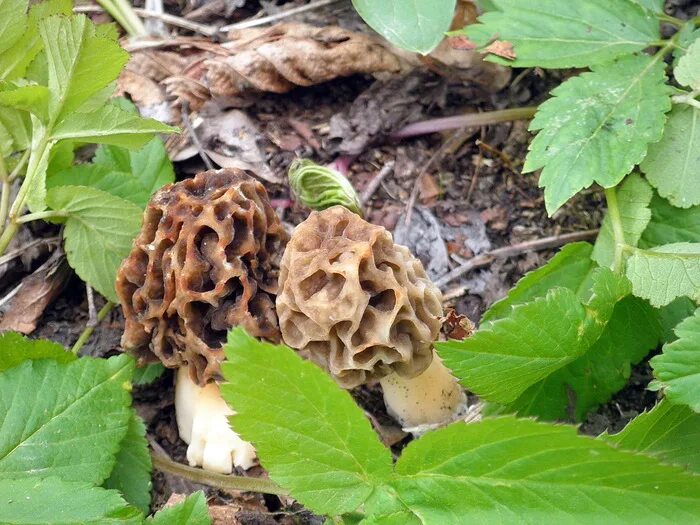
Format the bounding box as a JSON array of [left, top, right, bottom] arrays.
[[276, 205, 464, 428], [116, 169, 288, 473]]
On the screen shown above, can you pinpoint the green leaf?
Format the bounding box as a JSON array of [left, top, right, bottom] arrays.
[[51, 103, 176, 148], [0, 107, 30, 156], [437, 268, 631, 405], [507, 296, 660, 421], [462, 0, 659, 68], [0, 0, 71, 81], [641, 105, 700, 208], [656, 297, 698, 343], [641, 194, 700, 247], [0, 477, 142, 524], [288, 159, 362, 216], [103, 411, 152, 515], [0, 83, 49, 121], [24, 118, 54, 212], [0, 0, 27, 58], [385, 417, 700, 523], [132, 363, 166, 385], [482, 242, 595, 323], [625, 242, 700, 306], [40, 14, 127, 120], [593, 173, 653, 267], [0, 355, 134, 484], [523, 54, 671, 215], [46, 185, 142, 302], [631, 0, 664, 12], [221, 328, 393, 516], [0, 331, 75, 372], [675, 37, 700, 90], [146, 491, 211, 525], [351, 0, 455, 54], [602, 399, 700, 473], [650, 308, 700, 411]]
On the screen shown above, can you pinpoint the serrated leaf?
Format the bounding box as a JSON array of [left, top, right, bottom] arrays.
[[462, 0, 659, 68], [0, 331, 75, 372], [51, 103, 176, 148], [602, 399, 700, 473], [146, 491, 210, 525], [650, 308, 700, 411], [641, 105, 700, 208], [675, 37, 700, 90], [221, 328, 393, 515], [103, 411, 152, 515], [507, 296, 660, 421], [0, 0, 71, 81], [0, 83, 49, 121], [625, 242, 700, 306], [0, 477, 142, 524], [656, 297, 698, 343], [483, 242, 595, 323], [351, 0, 456, 54], [523, 54, 671, 215], [46, 186, 142, 302], [0, 106, 30, 156], [641, 194, 700, 247], [40, 14, 127, 120], [437, 268, 631, 405], [132, 362, 166, 385], [0, 355, 133, 484], [593, 173, 653, 267], [386, 417, 700, 523], [0, 0, 27, 58]]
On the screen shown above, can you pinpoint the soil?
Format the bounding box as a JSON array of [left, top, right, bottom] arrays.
[[3, 0, 697, 522]]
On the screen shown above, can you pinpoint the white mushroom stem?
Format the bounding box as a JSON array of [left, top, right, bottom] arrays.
[[175, 367, 256, 474], [379, 352, 466, 430]]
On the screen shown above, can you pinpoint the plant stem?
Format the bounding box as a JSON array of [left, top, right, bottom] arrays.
[[391, 106, 539, 139], [657, 13, 684, 28], [0, 157, 9, 235], [16, 210, 67, 223], [150, 453, 289, 496], [96, 0, 148, 38], [71, 302, 114, 355], [604, 187, 625, 274]]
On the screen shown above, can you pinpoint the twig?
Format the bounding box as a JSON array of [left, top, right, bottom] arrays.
[[219, 0, 343, 32], [392, 106, 538, 140], [86, 284, 98, 328], [360, 160, 394, 205], [434, 229, 599, 289], [181, 101, 214, 170], [150, 448, 288, 496], [71, 302, 114, 355], [74, 5, 219, 36], [0, 236, 61, 268]]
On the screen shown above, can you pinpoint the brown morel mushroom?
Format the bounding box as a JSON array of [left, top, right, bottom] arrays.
[[276, 205, 465, 429], [116, 168, 288, 473]]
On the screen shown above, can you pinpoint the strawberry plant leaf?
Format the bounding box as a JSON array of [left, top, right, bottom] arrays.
[[221, 328, 393, 516], [641, 195, 700, 247], [351, 0, 456, 54], [46, 185, 142, 303], [386, 417, 700, 523], [0, 331, 75, 372], [650, 308, 700, 411], [675, 37, 700, 90], [631, 0, 664, 12], [601, 399, 700, 473], [0, 0, 27, 58], [482, 242, 596, 323], [0, 107, 30, 155], [625, 243, 700, 306], [0, 477, 142, 524], [51, 103, 176, 148], [438, 268, 630, 405], [0, 83, 49, 121], [641, 105, 700, 208], [593, 173, 653, 267], [103, 411, 152, 515], [132, 363, 166, 385], [506, 296, 660, 421], [24, 116, 53, 212], [462, 0, 659, 68], [146, 491, 211, 525], [0, 355, 134, 484], [523, 54, 671, 215], [656, 297, 697, 343]]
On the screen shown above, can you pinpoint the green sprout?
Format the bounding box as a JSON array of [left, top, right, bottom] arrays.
[[288, 159, 363, 217]]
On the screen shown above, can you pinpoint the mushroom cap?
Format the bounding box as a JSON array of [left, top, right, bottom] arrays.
[[116, 169, 288, 385], [276, 205, 443, 388]]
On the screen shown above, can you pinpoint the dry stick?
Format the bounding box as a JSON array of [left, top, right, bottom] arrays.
[[219, 0, 343, 32], [435, 229, 599, 290], [150, 450, 288, 496], [0, 236, 61, 268], [360, 160, 395, 206], [86, 284, 98, 328], [181, 101, 215, 170]]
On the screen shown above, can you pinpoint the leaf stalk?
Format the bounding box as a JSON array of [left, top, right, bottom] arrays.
[[95, 0, 148, 38], [71, 301, 114, 355], [604, 187, 626, 274]]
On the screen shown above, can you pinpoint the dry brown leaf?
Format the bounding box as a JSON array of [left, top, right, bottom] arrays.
[[484, 40, 516, 60], [440, 309, 475, 340], [447, 35, 478, 50]]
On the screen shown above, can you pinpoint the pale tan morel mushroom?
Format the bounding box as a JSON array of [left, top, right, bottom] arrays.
[[276, 205, 465, 429], [116, 169, 288, 473]]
